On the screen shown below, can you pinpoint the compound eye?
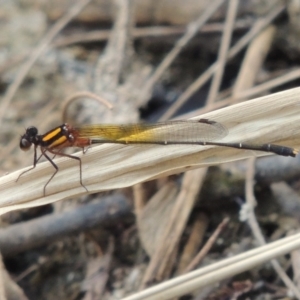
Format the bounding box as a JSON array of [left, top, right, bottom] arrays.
[[20, 138, 32, 151]]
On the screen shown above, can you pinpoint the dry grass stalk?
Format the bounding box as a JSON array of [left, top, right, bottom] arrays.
[[176, 213, 208, 275], [123, 232, 300, 300]]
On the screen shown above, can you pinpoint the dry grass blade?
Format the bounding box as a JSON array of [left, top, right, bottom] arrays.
[[123, 232, 300, 300], [0, 88, 300, 214], [140, 169, 207, 287], [232, 25, 276, 98], [137, 183, 179, 257]]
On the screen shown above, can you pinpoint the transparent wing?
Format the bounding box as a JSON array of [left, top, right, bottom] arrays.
[[75, 119, 228, 143]]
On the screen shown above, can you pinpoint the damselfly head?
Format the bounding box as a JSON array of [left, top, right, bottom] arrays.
[[20, 126, 38, 151]]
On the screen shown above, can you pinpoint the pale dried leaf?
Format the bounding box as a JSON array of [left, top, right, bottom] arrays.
[[1, 88, 300, 214]]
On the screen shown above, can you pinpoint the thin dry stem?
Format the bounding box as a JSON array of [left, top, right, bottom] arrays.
[[160, 3, 284, 120], [133, 183, 148, 215], [291, 234, 300, 290], [61, 91, 113, 123], [182, 68, 300, 119], [245, 158, 300, 298], [93, 0, 135, 92], [123, 232, 300, 300], [185, 217, 229, 273], [139, 0, 225, 108], [232, 26, 276, 99], [207, 0, 239, 105], [224, 68, 300, 102], [176, 213, 209, 275]]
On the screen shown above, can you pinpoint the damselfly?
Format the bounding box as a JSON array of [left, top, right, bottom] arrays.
[[17, 119, 298, 195]]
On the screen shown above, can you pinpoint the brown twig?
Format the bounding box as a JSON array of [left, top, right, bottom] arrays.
[[184, 217, 229, 273], [0, 194, 131, 257], [53, 20, 253, 48]]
